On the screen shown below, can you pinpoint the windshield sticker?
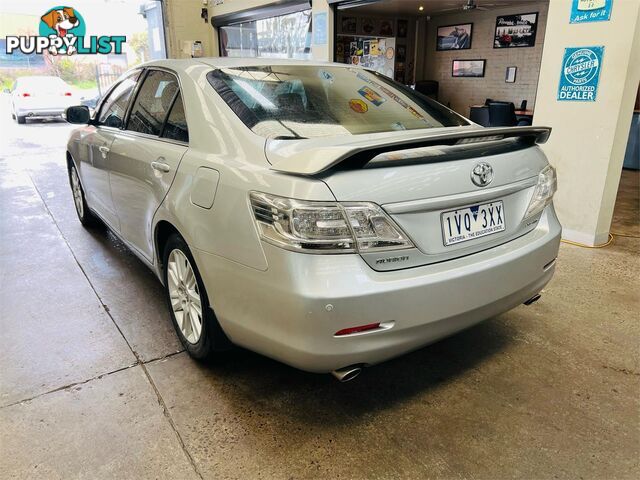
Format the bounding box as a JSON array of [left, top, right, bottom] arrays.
[[379, 85, 408, 108], [356, 72, 371, 83], [407, 106, 424, 120], [318, 70, 334, 83], [349, 99, 368, 113], [358, 86, 386, 106], [351, 69, 431, 124]]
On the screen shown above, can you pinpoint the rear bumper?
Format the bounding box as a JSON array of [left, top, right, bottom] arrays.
[[14, 107, 66, 117], [195, 206, 561, 373]]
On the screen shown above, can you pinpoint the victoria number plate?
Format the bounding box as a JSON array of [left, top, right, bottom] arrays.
[[442, 201, 505, 246]]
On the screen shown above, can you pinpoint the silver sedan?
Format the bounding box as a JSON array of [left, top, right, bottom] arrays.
[[64, 59, 561, 381]]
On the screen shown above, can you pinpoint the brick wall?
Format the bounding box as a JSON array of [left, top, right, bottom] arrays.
[[422, 2, 549, 117]]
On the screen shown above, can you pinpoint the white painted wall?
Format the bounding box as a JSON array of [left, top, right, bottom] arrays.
[[534, 0, 640, 245], [164, 0, 215, 58]]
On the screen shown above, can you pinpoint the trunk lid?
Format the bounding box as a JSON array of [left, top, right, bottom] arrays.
[[266, 126, 552, 270]]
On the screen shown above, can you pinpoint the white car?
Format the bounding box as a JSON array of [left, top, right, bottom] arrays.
[[64, 59, 561, 381], [10, 75, 77, 124]]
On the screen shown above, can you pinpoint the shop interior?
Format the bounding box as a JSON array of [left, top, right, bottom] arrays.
[[211, 0, 637, 231], [331, 0, 638, 233], [333, 0, 547, 124]]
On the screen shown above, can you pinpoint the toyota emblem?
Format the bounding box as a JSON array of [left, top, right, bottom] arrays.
[[471, 162, 493, 187]]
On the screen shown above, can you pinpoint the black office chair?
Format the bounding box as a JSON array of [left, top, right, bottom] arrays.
[[469, 106, 490, 127], [488, 102, 531, 127], [415, 80, 439, 100], [484, 98, 494, 106]]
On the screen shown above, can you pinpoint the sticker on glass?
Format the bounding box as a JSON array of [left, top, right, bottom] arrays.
[[358, 86, 386, 106], [349, 99, 369, 113]]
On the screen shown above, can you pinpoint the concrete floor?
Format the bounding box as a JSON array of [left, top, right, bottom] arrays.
[[1, 98, 638, 479]]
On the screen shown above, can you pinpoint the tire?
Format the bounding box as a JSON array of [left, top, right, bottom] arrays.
[[17, 115, 26, 124], [68, 163, 99, 227], [163, 234, 230, 359]]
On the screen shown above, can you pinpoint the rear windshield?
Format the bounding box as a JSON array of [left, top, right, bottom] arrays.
[[207, 65, 468, 139]]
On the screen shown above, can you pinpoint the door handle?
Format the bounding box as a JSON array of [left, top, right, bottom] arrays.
[[151, 160, 171, 173], [98, 145, 110, 157]]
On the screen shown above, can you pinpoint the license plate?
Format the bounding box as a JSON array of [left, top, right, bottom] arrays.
[[441, 201, 505, 246]]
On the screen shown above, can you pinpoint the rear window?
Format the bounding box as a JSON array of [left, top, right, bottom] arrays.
[[207, 65, 468, 139]]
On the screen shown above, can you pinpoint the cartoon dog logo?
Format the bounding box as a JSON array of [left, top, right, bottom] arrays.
[[40, 7, 80, 55]]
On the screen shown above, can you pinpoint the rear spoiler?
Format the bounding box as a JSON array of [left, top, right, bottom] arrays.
[[267, 126, 551, 176]]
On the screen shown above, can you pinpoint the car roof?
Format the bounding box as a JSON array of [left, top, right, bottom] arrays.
[[141, 57, 353, 72]]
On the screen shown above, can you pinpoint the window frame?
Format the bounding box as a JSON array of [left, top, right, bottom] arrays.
[[121, 67, 189, 145], [215, 2, 312, 58], [94, 69, 143, 129], [159, 90, 189, 143]]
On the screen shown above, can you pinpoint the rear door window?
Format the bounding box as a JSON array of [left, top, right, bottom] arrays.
[[161, 92, 188, 143], [127, 70, 179, 136]]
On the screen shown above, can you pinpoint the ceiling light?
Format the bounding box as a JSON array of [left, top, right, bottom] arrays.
[[419, 6, 424, 11]]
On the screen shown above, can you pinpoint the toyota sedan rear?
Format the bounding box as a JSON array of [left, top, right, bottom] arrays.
[[64, 59, 561, 381]]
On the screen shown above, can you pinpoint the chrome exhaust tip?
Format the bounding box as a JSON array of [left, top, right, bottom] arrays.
[[331, 366, 362, 382], [523, 293, 542, 306]]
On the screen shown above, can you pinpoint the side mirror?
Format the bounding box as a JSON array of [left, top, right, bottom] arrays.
[[65, 105, 91, 124], [3, 88, 10, 94]]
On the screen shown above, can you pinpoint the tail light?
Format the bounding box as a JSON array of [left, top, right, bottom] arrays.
[[250, 192, 413, 254], [524, 165, 557, 219], [21, 92, 31, 97], [64, 92, 72, 96]]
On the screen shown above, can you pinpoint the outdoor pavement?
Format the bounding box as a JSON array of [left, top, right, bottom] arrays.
[[0, 94, 638, 479]]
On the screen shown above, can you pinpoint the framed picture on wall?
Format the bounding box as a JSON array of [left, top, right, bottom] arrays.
[[379, 19, 393, 36], [494, 13, 538, 48], [397, 19, 408, 38], [436, 23, 473, 51], [452, 59, 486, 78], [341, 17, 356, 34], [396, 45, 406, 62], [361, 17, 377, 35], [505, 66, 517, 83]]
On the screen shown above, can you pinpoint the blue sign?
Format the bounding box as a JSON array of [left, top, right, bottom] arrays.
[[570, 0, 613, 23], [558, 46, 604, 102], [313, 12, 327, 45]]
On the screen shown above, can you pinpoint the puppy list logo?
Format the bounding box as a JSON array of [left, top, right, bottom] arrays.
[[5, 6, 126, 56]]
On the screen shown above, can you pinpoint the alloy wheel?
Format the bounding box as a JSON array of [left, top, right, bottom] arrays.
[[167, 249, 203, 344], [70, 167, 84, 218]]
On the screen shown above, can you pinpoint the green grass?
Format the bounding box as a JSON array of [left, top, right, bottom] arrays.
[[0, 78, 97, 91], [69, 80, 97, 89]]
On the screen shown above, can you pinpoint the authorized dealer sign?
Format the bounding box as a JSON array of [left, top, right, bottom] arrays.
[[558, 46, 604, 102]]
